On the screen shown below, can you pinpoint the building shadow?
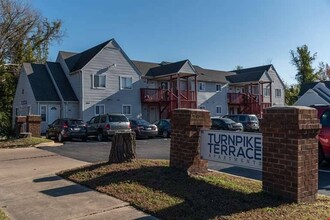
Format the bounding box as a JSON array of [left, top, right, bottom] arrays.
[[60, 163, 287, 219]]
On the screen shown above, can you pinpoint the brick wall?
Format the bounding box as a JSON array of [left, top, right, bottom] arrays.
[[261, 106, 320, 203], [26, 115, 42, 137], [170, 108, 211, 173], [15, 116, 27, 136]]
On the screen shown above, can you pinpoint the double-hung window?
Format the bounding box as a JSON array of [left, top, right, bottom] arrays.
[[216, 106, 222, 115], [122, 104, 132, 115], [40, 105, 47, 122], [120, 76, 132, 90], [216, 84, 222, 92], [199, 82, 206, 91], [275, 89, 281, 97], [95, 104, 105, 115], [264, 86, 270, 97], [93, 74, 106, 88]]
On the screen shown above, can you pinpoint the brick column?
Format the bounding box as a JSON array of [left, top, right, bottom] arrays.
[[170, 108, 211, 173], [27, 115, 42, 137], [261, 106, 320, 203], [15, 116, 27, 137]]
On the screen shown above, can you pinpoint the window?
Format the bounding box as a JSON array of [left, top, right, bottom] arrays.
[[199, 82, 206, 91], [199, 105, 206, 110], [275, 89, 281, 97], [15, 108, 19, 116], [122, 104, 132, 115], [216, 106, 222, 114], [95, 104, 105, 115], [92, 74, 106, 88], [216, 84, 222, 92], [40, 105, 47, 122], [264, 86, 270, 97], [120, 76, 132, 90]]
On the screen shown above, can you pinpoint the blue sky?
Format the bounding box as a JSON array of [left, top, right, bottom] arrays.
[[31, 0, 330, 85]]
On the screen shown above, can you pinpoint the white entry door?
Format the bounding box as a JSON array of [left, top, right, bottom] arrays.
[[48, 104, 60, 124]]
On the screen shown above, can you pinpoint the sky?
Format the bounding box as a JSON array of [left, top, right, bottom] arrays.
[[30, 0, 330, 86]]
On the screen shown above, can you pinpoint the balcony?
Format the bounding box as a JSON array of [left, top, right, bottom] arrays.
[[141, 88, 196, 104]]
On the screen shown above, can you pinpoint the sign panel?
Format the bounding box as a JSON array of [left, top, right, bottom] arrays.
[[200, 129, 262, 171]]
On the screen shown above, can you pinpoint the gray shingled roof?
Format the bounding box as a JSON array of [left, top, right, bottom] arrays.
[[226, 64, 272, 83], [298, 81, 330, 96], [194, 65, 234, 83], [47, 62, 78, 101], [132, 60, 160, 76], [146, 60, 193, 77], [26, 64, 61, 101], [65, 39, 112, 72], [132, 60, 232, 82]]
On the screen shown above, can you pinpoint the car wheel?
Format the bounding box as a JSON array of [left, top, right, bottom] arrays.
[[97, 132, 103, 142], [319, 145, 325, 165], [82, 136, 87, 142], [57, 133, 64, 143], [162, 130, 169, 138], [45, 132, 50, 139]]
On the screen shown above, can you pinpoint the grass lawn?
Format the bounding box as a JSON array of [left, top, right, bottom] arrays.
[[0, 209, 9, 220], [0, 137, 52, 149], [59, 159, 330, 220]]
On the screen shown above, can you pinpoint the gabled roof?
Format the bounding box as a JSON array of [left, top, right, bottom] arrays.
[[194, 65, 234, 83], [25, 63, 61, 101], [132, 60, 160, 76], [46, 62, 78, 101], [65, 39, 112, 72], [226, 64, 272, 83], [299, 81, 330, 96], [145, 60, 194, 77]]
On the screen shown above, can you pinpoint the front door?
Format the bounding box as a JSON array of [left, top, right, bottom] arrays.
[[48, 104, 60, 124]]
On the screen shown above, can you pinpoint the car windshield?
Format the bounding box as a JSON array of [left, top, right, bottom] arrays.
[[249, 116, 258, 122], [135, 119, 150, 126], [108, 115, 129, 122], [221, 118, 236, 124], [68, 120, 84, 125]]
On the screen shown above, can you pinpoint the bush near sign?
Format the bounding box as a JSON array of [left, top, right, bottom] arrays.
[[200, 129, 262, 170]]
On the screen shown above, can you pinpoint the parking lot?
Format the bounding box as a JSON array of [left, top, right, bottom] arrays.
[[39, 137, 330, 196]]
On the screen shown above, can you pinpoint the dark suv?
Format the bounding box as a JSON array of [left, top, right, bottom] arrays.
[[310, 105, 330, 164], [46, 118, 87, 142], [223, 114, 259, 132], [86, 113, 131, 141]]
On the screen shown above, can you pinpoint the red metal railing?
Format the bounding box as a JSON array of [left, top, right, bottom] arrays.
[[141, 88, 196, 103]]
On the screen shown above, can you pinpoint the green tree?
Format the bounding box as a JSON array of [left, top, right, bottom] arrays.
[[0, 0, 63, 137], [290, 45, 318, 85], [285, 84, 300, 105]]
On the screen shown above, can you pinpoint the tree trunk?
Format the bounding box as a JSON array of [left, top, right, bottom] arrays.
[[108, 132, 136, 163]]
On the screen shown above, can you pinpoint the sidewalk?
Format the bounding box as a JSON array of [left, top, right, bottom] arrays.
[[0, 145, 157, 220]]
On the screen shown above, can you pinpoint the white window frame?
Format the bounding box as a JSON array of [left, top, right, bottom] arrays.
[[216, 106, 222, 115], [275, 89, 281, 97], [199, 82, 206, 91], [40, 105, 47, 122], [264, 86, 270, 97], [92, 74, 106, 88], [216, 84, 222, 92], [94, 104, 105, 115], [122, 104, 132, 115], [120, 76, 133, 90], [199, 105, 206, 110]]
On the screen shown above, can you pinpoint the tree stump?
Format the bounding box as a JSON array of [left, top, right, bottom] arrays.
[[109, 132, 136, 163]]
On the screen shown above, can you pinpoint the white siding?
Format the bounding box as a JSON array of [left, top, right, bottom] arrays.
[[294, 90, 328, 106], [81, 43, 142, 121], [197, 81, 228, 116], [12, 67, 37, 127], [65, 102, 79, 118], [268, 68, 285, 106]]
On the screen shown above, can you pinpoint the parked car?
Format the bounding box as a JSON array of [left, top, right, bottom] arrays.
[[153, 119, 171, 138], [211, 117, 243, 131], [129, 118, 158, 139], [223, 114, 260, 132], [86, 113, 131, 141], [310, 104, 330, 164], [46, 118, 87, 142]]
